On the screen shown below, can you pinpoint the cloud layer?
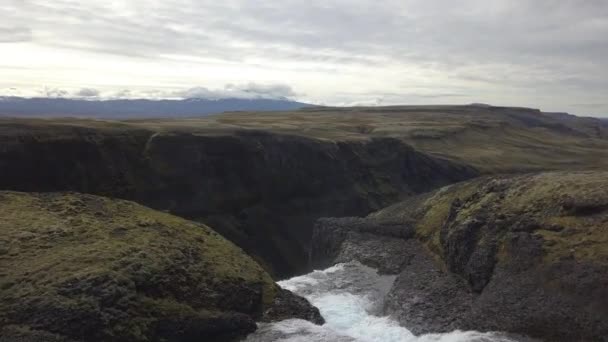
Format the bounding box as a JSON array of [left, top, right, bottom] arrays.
[[0, 83, 298, 101], [1, 0, 607, 115], [174, 83, 297, 100]]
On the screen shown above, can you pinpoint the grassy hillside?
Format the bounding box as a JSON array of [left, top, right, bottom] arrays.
[[2, 104, 607, 173], [0, 192, 276, 341], [128, 105, 608, 173]]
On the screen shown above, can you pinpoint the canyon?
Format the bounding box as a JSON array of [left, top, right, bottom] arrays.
[[1, 105, 607, 341]]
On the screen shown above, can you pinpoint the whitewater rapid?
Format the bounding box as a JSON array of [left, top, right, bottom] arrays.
[[246, 262, 529, 342]]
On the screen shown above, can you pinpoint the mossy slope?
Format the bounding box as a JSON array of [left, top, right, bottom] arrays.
[[369, 171, 608, 340], [0, 191, 277, 342], [374, 171, 608, 269]]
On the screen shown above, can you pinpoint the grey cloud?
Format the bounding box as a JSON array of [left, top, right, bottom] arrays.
[[173, 83, 297, 100], [174, 87, 217, 99], [0, 26, 32, 43], [417, 93, 467, 99], [43, 87, 68, 98], [5, 1, 607, 70], [75, 88, 100, 97], [225, 83, 297, 99], [112, 89, 133, 99]]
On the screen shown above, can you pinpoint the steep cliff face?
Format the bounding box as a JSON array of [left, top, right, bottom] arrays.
[[0, 191, 321, 342], [312, 172, 608, 341], [160, 105, 608, 173], [0, 122, 478, 277], [0, 122, 151, 198]]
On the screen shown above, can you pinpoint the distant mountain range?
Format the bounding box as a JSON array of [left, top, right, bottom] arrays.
[[0, 97, 313, 119]]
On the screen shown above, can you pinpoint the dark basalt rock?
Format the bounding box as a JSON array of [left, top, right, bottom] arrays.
[[311, 218, 474, 333], [0, 326, 76, 342], [262, 288, 324, 325], [333, 232, 415, 274], [384, 241, 474, 335], [312, 172, 608, 342], [311, 217, 415, 273]]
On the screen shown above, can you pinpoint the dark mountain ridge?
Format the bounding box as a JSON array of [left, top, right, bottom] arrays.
[[0, 96, 312, 119]]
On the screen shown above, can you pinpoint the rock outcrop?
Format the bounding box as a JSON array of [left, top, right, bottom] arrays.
[[0, 191, 320, 342], [312, 172, 608, 341], [261, 288, 324, 325], [0, 122, 478, 277]]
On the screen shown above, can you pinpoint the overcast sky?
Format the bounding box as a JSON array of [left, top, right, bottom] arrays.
[[1, 0, 607, 116]]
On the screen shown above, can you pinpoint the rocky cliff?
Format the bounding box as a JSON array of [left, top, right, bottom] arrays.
[[0, 191, 321, 342], [0, 121, 478, 277], [312, 172, 608, 341]]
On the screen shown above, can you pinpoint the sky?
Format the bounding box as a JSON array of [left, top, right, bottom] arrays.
[[1, 0, 607, 116]]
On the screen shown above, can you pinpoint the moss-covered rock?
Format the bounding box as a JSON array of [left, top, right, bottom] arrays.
[[313, 171, 608, 341], [394, 171, 608, 279], [0, 191, 287, 342]]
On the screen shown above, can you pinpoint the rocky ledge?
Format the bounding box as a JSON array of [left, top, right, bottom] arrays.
[[312, 171, 608, 341], [0, 192, 321, 342]]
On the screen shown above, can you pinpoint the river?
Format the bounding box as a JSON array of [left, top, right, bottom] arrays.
[[246, 262, 531, 342]]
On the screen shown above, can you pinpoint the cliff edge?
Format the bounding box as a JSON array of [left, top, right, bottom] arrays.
[[313, 171, 608, 341]]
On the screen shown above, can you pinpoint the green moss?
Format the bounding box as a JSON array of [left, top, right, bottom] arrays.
[[371, 171, 608, 281], [537, 217, 608, 263], [497, 172, 608, 264], [0, 191, 276, 341], [414, 180, 482, 256], [407, 172, 608, 268]]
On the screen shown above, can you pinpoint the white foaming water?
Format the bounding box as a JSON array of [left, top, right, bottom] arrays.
[[245, 262, 526, 342]]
